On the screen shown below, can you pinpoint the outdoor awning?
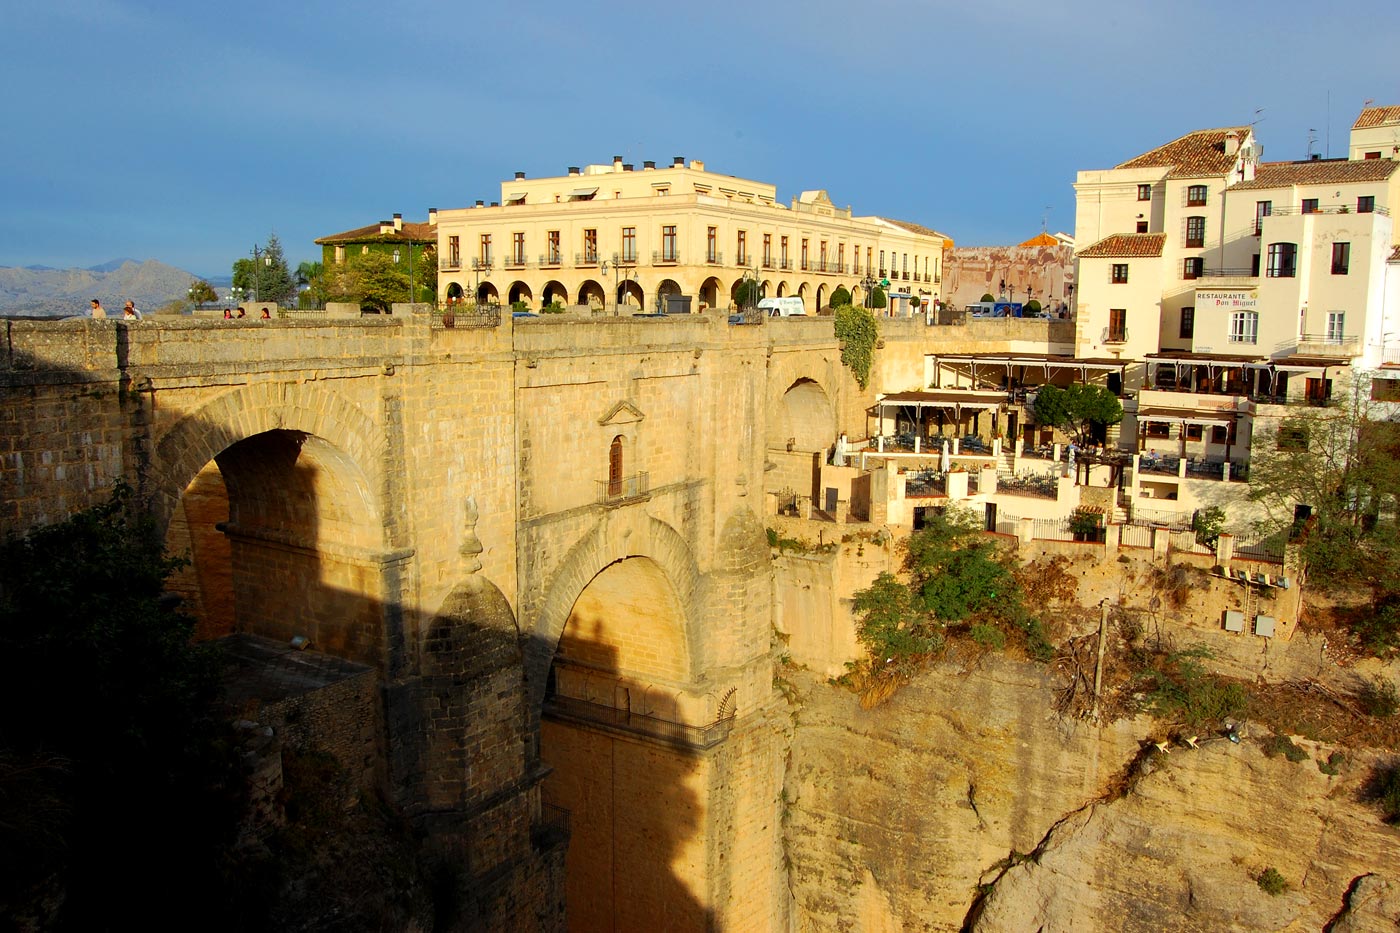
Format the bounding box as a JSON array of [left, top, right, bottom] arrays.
[[1241, 356, 1351, 373], [568, 187, 599, 200], [878, 391, 1004, 412], [506, 192, 526, 203], [933, 353, 1126, 371], [1136, 406, 1236, 426]]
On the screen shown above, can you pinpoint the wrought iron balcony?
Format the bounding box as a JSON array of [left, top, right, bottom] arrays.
[[706, 251, 723, 265], [1102, 326, 1129, 344], [600, 471, 649, 503], [439, 257, 462, 271], [652, 250, 680, 265], [538, 253, 563, 268], [432, 302, 502, 330], [576, 251, 599, 267], [504, 256, 528, 270]]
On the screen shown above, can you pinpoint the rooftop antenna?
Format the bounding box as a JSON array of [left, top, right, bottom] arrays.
[[1326, 91, 1331, 158], [1307, 129, 1318, 158], [1250, 108, 1265, 128], [1041, 206, 1051, 235]]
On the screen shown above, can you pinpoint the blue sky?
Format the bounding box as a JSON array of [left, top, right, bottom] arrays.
[[1, 0, 1396, 278]]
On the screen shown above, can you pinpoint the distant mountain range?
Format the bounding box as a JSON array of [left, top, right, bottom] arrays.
[[0, 259, 207, 317]]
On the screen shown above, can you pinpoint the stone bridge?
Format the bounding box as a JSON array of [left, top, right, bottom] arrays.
[[0, 310, 861, 931]]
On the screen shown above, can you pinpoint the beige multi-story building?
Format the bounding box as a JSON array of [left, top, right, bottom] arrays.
[[433, 157, 950, 314]]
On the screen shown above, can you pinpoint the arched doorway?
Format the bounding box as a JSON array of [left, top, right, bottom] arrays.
[[477, 281, 499, 304], [776, 281, 788, 297], [760, 280, 771, 299], [769, 378, 836, 453], [508, 281, 533, 306], [577, 279, 605, 310], [656, 278, 682, 313], [542, 280, 569, 307], [816, 284, 827, 312], [444, 282, 464, 303], [541, 555, 706, 931], [698, 276, 722, 310], [618, 280, 643, 310]]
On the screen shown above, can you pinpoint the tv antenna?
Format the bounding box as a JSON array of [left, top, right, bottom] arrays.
[[1307, 129, 1319, 158], [1041, 206, 1051, 234]]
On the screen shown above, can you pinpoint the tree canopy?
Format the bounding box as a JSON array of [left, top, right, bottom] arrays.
[[326, 250, 411, 312], [232, 233, 295, 304], [1032, 383, 1124, 445], [833, 304, 878, 389], [733, 278, 761, 308], [829, 285, 852, 308], [868, 285, 887, 309], [188, 280, 219, 306]]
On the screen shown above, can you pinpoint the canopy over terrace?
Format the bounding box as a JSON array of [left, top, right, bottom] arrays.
[[1146, 351, 1349, 398], [872, 390, 1007, 449], [929, 352, 1128, 391]]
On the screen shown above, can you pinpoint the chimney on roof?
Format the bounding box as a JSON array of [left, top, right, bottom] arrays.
[[380, 220, 394, 234], [476, 200, 485, 207], [623, 163, 634, 172], [568, 166, 580, 176], [515, 171, 526, 180], [1225, 130, 1240, 157], [643, 160, 655, 170], [490, 201, 499, 208], [428, 208, 438, 225], [1310, 153, 1321, 161], [613, 155, 623, 172], [673, 156, 684, 167], [691, 160, 705, 171], [393, 212, 403, 231]]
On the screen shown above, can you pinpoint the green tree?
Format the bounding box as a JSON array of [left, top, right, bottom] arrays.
[[980, 292, 996, 302], [902, 509, 1016, 623], [1247, 385, 1400, 646], [1032, 383, 1124, 445], [833, 304, 879, 389], [734, 278, 761, 308], [829, 285, 852, 308], [232, 234, 295, 304], [868, 285, 887, 309], [0, 484, 240, 925], [188, 280, 218, 306], [326, 250, 411, 312]]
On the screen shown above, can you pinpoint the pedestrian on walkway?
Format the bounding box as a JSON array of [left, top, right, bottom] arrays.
[[89, 299, 107, 318], [122, 300, 143, 320]]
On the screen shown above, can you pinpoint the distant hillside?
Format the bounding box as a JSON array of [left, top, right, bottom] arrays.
[[0, 260, 201, 317]]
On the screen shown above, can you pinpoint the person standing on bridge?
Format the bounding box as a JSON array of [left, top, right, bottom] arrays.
[[122, 300, 143, 321], [88, 298, 107, 318]]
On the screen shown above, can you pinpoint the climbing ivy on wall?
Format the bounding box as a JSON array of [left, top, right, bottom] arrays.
[[833, 304, 878, 389]]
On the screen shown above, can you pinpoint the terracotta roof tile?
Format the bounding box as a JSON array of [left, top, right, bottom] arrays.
[[1230, 158, 1399, 190], [1077, 233, 1166, 259], [1116, 127, 1250, 178], [1018, 232, 1059, 247], [1390, 246, 1400, 263], [315, 220, 436, 245], [877, 217, 948, 240], [1353, 106, 1400, 130]]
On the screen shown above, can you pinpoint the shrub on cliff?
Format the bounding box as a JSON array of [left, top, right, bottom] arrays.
[[833, 304, 878, 389], [0, 483, 241, 926]]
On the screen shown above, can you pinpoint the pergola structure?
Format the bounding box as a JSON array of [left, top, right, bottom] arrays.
[[872, 390, 1007, 449], [929, 352, 1128, 391]]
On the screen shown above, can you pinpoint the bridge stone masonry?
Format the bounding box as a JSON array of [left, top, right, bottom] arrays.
[[0, 309, 874, 930]]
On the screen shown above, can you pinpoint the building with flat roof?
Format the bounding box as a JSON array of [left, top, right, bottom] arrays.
[[432, 157, 951, 315]]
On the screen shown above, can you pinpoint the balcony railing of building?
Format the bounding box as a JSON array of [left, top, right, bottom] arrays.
[[778, 259, 792, 270], [600, 471, 649, 503], [1103, 327, 1129, 344], [432, 302, 502, 329], [472, 258, 493, 272], [1199, 267, 1257, 279], [761, 257, 774, 269], [543, 692, 734, 750], [1267, 204, 1391, 217], [504, 256, 529, 269], [440, 256, 462, 271], [538, 253, 563, 268], [1297, 333, 1361, 355], [706, 251, 724, 265], [575, 251, 599, 267], [652, 250, 680, 265]]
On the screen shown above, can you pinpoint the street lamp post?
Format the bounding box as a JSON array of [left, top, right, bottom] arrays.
[[250, 244, 272, 303]]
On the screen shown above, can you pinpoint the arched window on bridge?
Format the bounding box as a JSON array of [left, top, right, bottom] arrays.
[[608, 436, 624, 497]]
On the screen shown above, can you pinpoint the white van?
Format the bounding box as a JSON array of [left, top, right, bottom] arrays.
[[757, 297, 806, 317]]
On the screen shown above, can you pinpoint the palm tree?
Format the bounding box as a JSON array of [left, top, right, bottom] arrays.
[[296, 261, 323, 287]]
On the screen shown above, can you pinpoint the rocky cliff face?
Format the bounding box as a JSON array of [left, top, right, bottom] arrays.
[[783, 657, 1400, 932]]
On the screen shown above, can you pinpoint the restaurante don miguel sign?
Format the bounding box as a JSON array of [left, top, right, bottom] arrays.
[[1197, 290, 1259, 310]]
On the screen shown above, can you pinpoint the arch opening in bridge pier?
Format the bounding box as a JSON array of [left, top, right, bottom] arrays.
[[577, 279, 605, 310], [540, 554, 711, 931]]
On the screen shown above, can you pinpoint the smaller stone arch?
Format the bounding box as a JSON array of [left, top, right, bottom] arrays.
[[508, 281, 532, 305], [541, 280, 569, 307], [776, 281, 788, 297], [444, 281, 464, 302], [816, 283, 827, 312], [618, 280, 643, 310], [477, 281, 499, 303], [760, 280, 771, 299], [656, 278, 682, 313], [699, 276, 722, 309]]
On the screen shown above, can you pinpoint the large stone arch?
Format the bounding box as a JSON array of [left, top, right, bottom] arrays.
[[148, 381, 383, 539], [527, 511, 702, 711], [768, 377, 836, 452]]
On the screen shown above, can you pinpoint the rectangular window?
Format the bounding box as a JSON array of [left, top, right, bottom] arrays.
[[1111, 263, 1129, 284], [1372, 378, 1400, 401], [1332, 242, 1350, 275], [707, 226, 717, 262], [781, 236, 789, 268], [1302, 198, 1319, 214], [621, 227, 636, 262], [1211, 423, 1237, 445], [546, 230, 561, 264], [1358, 195, 1375, 213], [837, 243, 845, 271], [1108, 308, 1127, 343], [1251, 253, 1261, 276], [479, 234, 492, 266], [511, 232, 525, 265], [1183, 257, 1203, 279], [1179, 306, 1195, 338], [1187, 184, 1207, 207], [738, 230, 748, 265], [334, 245, 345, 263], [1305, 377, 1333, 403], [1185, 424, 1204, 441], [448, 236, 460, 266], [1365, 151, 1383, 160], [1229, 310, 1259, 344], [1146, 422, 1170, 438], [1278, 421, 1309, 450], [801, 238, 809, 270], [1266, 242, 1297, 277], [1136, 221, 1149, 233], [818, 240, 827, 271], [866, 247, 872, 274], [852, 243, 859, 273], [1255, 200, 1272, 235], [1326, 311, 1345, 343], [1137, 183, 1152, 201], [1185, 215, 1205, 248], [583, 228, 598, 264], [879, 250, 885, 274], [661, 225, 677, 262], [763, 233, 772, 267], [902, 253, 909, 275]]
